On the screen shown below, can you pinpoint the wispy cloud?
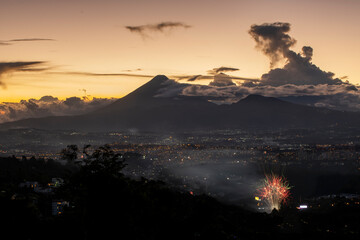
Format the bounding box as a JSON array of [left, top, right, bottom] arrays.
[[0, 41, 11, 46], [48, 71, 154, 78], [207, 67, 240, 75], [0, 61, 46, 87], [122, 68, 142, 72], [125, 21, 191, 38], [0, 38, 55, 46], [9, 38, 55, 42], [173, 74, 259, 83]]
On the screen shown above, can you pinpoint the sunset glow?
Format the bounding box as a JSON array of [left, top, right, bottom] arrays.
[[1, 0, 360, 103]]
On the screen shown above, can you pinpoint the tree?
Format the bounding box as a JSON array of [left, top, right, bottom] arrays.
[[60, 145, 79, 164], [82, 144, 126, 176]]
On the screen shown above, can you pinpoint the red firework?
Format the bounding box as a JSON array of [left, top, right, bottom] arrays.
[[257, 174, 291, 211]]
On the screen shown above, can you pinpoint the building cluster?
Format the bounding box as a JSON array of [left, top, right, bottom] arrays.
[[18, 178, 68, 216]]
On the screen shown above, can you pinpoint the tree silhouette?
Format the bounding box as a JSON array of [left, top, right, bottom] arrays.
[[60, 145, 78, 163], [81, 144, 126, 176]]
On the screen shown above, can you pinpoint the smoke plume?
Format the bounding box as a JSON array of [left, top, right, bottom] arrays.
[[249, 22, 296, 68], [249, 22, 344, 86]]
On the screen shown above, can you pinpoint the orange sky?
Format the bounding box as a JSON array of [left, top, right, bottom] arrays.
[[1, 0, 360, 102]]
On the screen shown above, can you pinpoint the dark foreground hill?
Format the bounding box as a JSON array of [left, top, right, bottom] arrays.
[[1, 75, 360, 132], [1, 148, 359, 240]]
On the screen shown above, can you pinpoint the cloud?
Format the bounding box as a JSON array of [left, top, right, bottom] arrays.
[[258, 48, 343, 86], [125, 21, 191, 37], [0, 41, 11, 46], [207, 67, 240, 75], [0, 38, 55, 46], [248, 22, 345, 87], [312, 93, 360, 111], [173, 74, 259, 83], [175, 67, 241, 83], [122, 68, 142, 72], [0, 64, 153, 87], [249, 22, 296, 68], [63, 97, 84, 107], [39, 96, 59, 102], [209, 73, 236, 87], [9, 38, 55, 42], [0, 61, 46, 87], [178, 81, 360, 108], [182, 84, 240, 99], [202, 67, 240, 87], [154, 79, 189, 98], [301, 46, 313, 60], [0, 62, 45, 74], [0, 96, 117, 123], [49, 71, 154, 78], [185, 75, 203, 82]]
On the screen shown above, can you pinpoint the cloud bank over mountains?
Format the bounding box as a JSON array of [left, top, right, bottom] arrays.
[[0, 96, 117, 123]]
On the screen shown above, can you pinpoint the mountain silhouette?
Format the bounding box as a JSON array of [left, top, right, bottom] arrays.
[[0, 75, 359, 132]]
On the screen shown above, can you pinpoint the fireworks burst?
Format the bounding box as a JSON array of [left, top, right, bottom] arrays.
[[257, 174, 291, 211]]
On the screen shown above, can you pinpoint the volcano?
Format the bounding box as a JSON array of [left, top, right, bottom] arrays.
[[0, 75, 359, 132]]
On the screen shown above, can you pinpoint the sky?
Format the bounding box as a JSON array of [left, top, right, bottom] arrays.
[[1, 0, 360, 121]]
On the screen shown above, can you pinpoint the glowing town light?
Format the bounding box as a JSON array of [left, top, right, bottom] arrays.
[[296, 204, 308, 210]]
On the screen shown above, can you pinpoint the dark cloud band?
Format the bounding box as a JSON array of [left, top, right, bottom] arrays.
[[207, 67, 240, 75], [0, 38, 55, 46], [9, 38, 55, 42]]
